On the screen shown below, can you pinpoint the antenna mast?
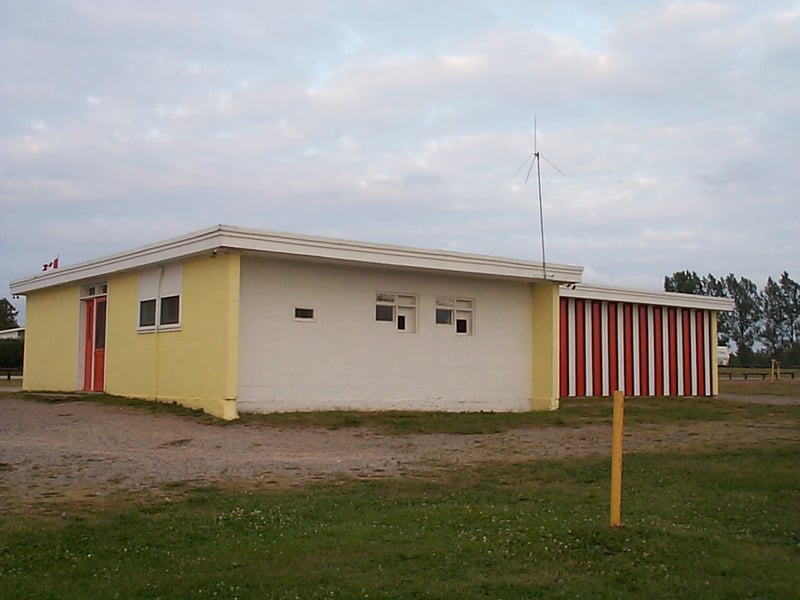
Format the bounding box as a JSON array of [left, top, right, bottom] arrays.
[[516, 116, 551, 280], [534, 117, 547, 280], [514, 115, 552, 280]]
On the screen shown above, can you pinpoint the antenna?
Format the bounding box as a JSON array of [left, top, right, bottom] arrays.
[[513, 116, 565, 280]]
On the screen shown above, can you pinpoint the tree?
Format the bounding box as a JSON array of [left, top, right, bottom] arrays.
[[664, 270, 704, 294], [664, 271, 731, 345], [779, 272, 800, 348], [0, 298, 19, 330], [724, 274, 762, 365], [761, 272, 800, 360], [665, 269, 800, 366], [702, 273, 732, 345], [0, 340, 23, 369]]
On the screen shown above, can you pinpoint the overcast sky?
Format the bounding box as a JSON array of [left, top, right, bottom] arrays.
[[2, 1, 798, 322]]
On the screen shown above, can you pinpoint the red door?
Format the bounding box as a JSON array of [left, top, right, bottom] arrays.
[[83, 297, 107, 391]]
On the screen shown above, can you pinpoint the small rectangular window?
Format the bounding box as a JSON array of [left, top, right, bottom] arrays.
[[160, 295, 180, 325], [376, 304, 394, 322], [95, 300, 107, 349], [139, 299, 156, 327], [436, 308, 453, 325], [81, 283, 107, 299], [397, 305, 416, 333], [294, 307, 315, 320], [456, 310, 473, 335]]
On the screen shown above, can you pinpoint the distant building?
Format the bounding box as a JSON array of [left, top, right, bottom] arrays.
[[717, 346, 731, 366], [9, 225, 733, 419], [0, 327, 24, 340]]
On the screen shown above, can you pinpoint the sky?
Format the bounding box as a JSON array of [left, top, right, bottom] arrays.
[[2, 1, 799, 323]]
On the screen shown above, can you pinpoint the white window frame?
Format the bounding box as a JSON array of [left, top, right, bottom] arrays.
[[138, 265, 182, 332], [375, 292, 417, 333], [435, 296, 474, 335], [80, 282, 108, 299], [293, 307, 316, 321]]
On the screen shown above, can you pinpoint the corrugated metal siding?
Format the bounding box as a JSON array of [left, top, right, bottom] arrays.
[[559, 297, 714, 397]]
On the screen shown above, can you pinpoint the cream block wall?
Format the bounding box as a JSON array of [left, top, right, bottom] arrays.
[[22, 285, 81, 391], [237, 257, 533, 412], [105, 253, 240, 419]]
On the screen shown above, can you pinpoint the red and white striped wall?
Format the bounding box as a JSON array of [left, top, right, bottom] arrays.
[[558, 286, 732, 398]]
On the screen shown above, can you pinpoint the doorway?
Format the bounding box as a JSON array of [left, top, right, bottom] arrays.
[[82, 295, 107, 391]]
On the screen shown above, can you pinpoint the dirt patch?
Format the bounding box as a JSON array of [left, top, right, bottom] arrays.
[[717, 393, 800, 406], [1, 396, 797, 511]]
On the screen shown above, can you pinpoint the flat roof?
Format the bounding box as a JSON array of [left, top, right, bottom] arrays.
[[560, 283, 734, 311], [10, 224, 584, 294]]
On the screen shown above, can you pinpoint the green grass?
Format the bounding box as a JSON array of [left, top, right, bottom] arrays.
[[718, 377, 800, 397], [2, 389, 798, 597], [15, 391, 222, 422], [6, 388, 798, 434], [1, 444, 797, 599], [238, 396, 799, 434]]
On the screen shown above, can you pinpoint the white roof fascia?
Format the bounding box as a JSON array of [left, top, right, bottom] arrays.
[[10, 226, 223, 295], [10, 225, 583, 294], [219, 225, 583, 284], [560, 283, 734, 312]]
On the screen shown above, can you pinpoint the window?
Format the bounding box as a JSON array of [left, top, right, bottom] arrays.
[[80, 282, 108, 299], [139, 299, 156, 327], [375, 292, 417, 332], [138, 264, 182, 331], [435, 297, 454, 325], [160, 295, 180, 325], [294, 307, 315, 320], [375, 304, 394, 322], [436, 297, 474, 335]]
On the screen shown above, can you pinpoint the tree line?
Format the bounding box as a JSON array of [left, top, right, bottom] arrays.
[[664, 271, 800, 367], [0, 297, 22, 371]]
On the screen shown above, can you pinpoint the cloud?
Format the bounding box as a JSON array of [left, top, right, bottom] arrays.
[[1, 0, 798, 323]]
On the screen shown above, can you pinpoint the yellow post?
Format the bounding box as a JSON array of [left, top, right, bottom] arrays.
[[771, 359, 779, 382], [610, 390, 624, 528]]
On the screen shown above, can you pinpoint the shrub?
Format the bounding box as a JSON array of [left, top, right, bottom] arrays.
[[0, 339, 23, 370]]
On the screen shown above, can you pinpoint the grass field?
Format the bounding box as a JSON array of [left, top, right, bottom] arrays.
[[1, 446, 797, 598], [1, 388, 798, 598]]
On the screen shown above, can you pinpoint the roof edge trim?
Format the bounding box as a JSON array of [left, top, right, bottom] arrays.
[[10, 224, 583, 294], [560, 283, 735, 311]]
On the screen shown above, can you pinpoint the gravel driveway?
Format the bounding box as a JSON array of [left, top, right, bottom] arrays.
[[1, 393, 797, 511]]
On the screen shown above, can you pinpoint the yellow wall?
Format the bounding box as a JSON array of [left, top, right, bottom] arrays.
[[105, 253, 241, 419], [531, 283, 560, 411], [23, 285, 81, 391], [710, 311, 719, 396]]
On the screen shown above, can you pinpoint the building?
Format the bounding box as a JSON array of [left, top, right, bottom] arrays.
[[9, 225, 732, 419], [0, 327, 24, 340]]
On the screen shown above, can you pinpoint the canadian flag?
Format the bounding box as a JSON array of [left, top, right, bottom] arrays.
[[42, 257, 59, 271]]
